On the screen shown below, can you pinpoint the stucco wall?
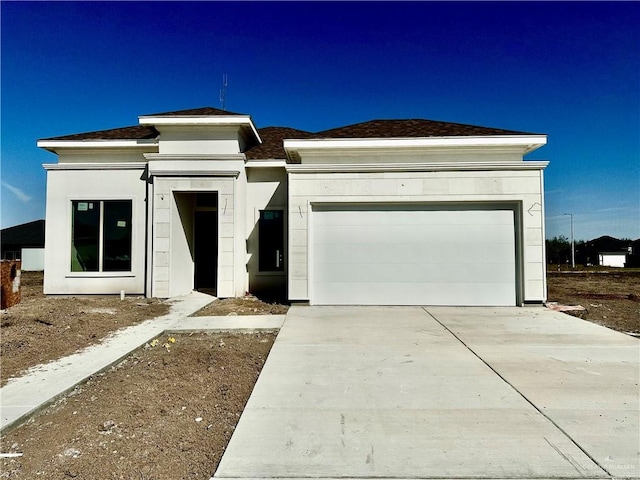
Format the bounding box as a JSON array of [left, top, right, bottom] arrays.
[[43, 168, 147, 295], [288, 168, 546, 303], [157, 127, 243, 155]]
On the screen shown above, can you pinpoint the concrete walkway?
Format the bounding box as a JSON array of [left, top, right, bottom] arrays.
[[0, 292, 285, 433], [215, 306, 639, 480]]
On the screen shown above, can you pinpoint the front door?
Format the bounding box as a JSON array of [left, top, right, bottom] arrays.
[[194, 209, 218, 293]]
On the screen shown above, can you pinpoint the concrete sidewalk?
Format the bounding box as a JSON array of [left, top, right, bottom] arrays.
[[215, 306, 639, 479], [0, 293, 285, 433]]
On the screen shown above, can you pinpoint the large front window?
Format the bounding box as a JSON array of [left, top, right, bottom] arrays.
[[71, 200, 132, 272]]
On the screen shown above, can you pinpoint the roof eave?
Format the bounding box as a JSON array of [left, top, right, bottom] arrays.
[[138, 115, 262, 149], [37, 139, 158, 153], [284, 135, 547, 158]]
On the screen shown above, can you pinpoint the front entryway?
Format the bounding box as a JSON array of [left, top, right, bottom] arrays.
[[194, 194, 218, 294]]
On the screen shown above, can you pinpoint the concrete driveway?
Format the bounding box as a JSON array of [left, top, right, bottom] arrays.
[[214, 306, 639, 479]]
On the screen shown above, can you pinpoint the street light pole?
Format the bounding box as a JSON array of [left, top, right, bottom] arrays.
[[564, 213, 575, 269]]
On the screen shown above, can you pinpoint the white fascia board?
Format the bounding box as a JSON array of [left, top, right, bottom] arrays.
[[138, 115, 262, 144], [144, 153, 245, 161], [37, 140, 157, 151], [284, 135, 547, 155], [43, 162, 148, 171], [285, 161, 549, 174], [245, 159, 287, 168]]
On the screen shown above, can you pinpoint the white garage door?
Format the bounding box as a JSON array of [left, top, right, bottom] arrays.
[[311, 204, 517, 306]]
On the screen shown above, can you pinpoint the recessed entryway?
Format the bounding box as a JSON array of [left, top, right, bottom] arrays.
[[194, 193, 218, 295]]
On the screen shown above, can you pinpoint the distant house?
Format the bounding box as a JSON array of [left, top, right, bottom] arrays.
[[38, 107, 549, 306], [0, 220, 45, 271], [598, 252, 626, 268], [580, 235, 637, 267]]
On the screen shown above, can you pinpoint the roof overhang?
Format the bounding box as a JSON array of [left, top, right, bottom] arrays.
[[138, 114, 262, 147], [283, 135, 547, 163], [37, 139, 157, 153]]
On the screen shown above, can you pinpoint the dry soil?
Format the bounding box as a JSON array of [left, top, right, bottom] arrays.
[[546, 269, 640, 334], [1, 272, 169, 386], [0, 331, 276, 479]]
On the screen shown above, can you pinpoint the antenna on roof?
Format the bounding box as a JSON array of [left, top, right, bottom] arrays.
[[219, 74, 228, 111]]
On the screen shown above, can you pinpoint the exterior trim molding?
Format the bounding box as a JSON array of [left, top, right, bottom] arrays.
[[148, 169, 240, 177], [144, 154, 245, 161], [37, 140, 157, 150], [43, 162, 147, 171], [286, 161, 549, 174], [138, 115, 261, 144], [245, 159, 287, 168], [284, 135, 547, 156]]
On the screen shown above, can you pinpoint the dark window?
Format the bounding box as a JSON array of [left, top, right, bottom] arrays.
[[71, 200, 132, 272], [71, 201, 100, 271], [259, 210, 284, 272], [103, 201, 132, 272]]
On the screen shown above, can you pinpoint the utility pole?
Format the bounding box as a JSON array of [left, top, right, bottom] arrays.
[[564, 213, 575, 269]]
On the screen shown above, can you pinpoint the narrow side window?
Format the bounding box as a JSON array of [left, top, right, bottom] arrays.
[[71, 201, 100, 272], [103, 201, 132, 272], [258, 210, 284, 272]]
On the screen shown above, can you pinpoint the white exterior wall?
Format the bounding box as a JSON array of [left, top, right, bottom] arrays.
[[288, 168, 547, 303], [43, 168, 147, 295], [21, 248, 45, 271], [157, 127, 243, 155], [245, 167, 288, 295]]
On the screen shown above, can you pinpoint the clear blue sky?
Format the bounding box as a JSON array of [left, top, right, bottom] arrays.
[[2, 1, 638, 241]]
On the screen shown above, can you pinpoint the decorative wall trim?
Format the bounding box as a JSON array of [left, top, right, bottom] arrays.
[[285, 161, 549, 174], [43, 162, 147, 171]]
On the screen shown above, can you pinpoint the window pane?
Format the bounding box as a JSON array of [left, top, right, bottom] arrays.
[[103, 201, 132, 272], [71, 201, 99, 271], [259, 210, 284, 271]]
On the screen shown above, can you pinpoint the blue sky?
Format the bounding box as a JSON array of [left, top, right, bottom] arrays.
[[1, 1, 638, 240]]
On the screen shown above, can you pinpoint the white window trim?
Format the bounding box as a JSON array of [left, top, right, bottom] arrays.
[[67, 197, 136, 276]]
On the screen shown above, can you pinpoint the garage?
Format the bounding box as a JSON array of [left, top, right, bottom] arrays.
[[311, 204, 518, 306]]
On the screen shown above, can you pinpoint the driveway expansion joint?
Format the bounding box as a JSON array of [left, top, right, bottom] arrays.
[[421, 307, 612, 479]]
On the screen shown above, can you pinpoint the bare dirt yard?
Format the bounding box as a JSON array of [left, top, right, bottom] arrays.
[[1, 272, 169, 386], [1, 272, 280, 479], [1, 273, 288, 387], [192, 296, 289, 317], [0, 331, 276, 479], [546, 269, 640, 334]]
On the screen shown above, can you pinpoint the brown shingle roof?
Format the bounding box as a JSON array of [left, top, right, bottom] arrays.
[[41, 125, 158, 141], [141, 106, 246, 116], [39, 110, 541, 155], [246, 127, 314, 160], [314, 119, 537, 138]]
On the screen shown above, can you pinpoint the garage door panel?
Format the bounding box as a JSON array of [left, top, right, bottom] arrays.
[[313, 281, 515, 306], [315, 242, 515, 268], [315, 261, 514, 285], [317, 224, 514, 247], [312, 205, 517, 306]]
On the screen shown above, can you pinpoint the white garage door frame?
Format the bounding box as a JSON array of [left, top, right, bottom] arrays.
[[308, 202, 524, 306]]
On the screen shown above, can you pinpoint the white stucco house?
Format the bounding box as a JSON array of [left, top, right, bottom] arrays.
[[39, 107, 549, 306]]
